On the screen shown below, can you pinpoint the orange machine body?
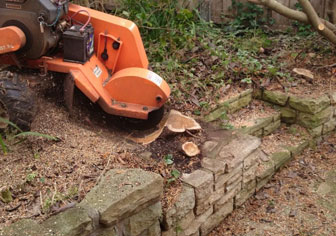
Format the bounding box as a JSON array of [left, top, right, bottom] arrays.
[[0, 26, 26, 54], [0, 4, 170, 120]]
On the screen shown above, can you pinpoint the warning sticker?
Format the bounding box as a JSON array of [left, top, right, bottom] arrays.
[[147, 71, 163, 87], [93, 66, 102, 78]]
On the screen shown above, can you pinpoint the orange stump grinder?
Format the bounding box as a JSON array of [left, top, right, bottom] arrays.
[[0, 0, 170, 130]]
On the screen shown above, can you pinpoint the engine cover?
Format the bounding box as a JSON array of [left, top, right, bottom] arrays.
[[0, 0, 68, 59]]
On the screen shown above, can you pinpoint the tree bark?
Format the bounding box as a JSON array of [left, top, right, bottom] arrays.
[[248, 0, 336, 33], [298, 0, 336, 44]]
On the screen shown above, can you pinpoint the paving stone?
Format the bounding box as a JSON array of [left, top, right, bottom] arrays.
[[200, 198, 234, 235], [263, 90, 289, 106], [263, 119, 281, 136], [43, 206, 93, 236], [79, 169, 163, 226], [297, 106, 333, 129], [289, 95, 330, 114], [0, 219, 52, 236], [271, 150, 292, 170], [280, 107, 297, 124]]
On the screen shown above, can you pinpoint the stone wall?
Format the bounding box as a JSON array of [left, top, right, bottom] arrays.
[[160, 129, 308, 236], [260, 89, 336, 139], [1, 169, 163, 236]]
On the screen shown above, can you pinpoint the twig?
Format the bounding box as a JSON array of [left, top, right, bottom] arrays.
[[186, 130, 201, 139], [316, 63, 336, 69], [95, 158, 110, 185]]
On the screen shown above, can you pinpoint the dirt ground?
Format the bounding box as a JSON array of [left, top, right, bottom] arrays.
[[210, 133, 336, 236], [0, 73, 204, 228]]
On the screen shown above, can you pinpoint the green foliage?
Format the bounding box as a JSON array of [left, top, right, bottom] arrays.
[[229, 0, 269, 31], [292, 2, 314, 36], [0, 117, 59, 154], [168, 169, 181, 184], [164, 154, 174, 165], [115, 0, 206, 61]]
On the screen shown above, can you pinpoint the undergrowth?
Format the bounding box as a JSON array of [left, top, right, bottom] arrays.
[[108, 0, 334, 115]]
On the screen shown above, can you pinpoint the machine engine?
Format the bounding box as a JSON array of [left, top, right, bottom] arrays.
[[0, 0, 68, 59]]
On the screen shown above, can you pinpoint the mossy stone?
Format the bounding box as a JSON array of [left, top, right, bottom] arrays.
[[263, 90, 289, 106], [271, 150, 291, 170], [297, 106, 333, 129], [289, 95, 330, 114], [280, 107, 297, 124]]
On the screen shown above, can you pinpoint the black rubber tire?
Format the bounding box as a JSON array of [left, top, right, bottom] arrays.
[[328, 0, 336, 24], [0, 71, 36, 131]]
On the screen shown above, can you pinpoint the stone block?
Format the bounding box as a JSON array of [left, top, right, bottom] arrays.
[[218, 133, 261, 171], [215, 163, 243, 190], [148, 221, 161, 236], [308, 125, 323, 138], [256, 175, 273, 192], [286, 141, 309, 157], [297, 106, 333, 129], [178, 211, 195, 231], [226, 177, 242, 193], [253, 88, 263, 99], [240, 116, 273, 136], [200, 198, 234, 235], [195, 187, 224, 215], [214, 185, 239, 212], [244, 149, 264, 171], [251, 129, 263, 137], [280, 107, 297, 124], [329, 92, 336, 105], [243, 164, 258, 187], [323, 118, 336, 134], [182, 170, 213, 201], [271, 150, 291, 170], [43, 206, 93, 236], [123, 202, 162, 236], [239, 89, 253, 98], [235, 183, 256, 207], [79, 169, 163, 226], [273, 112, 281, 121], [201, 141, 218, 156], [263, 90, 289, 106], [201, 158, 227, 179], [263, 119, 281, 136], [204, 103, 230, 122], [256, 158, 275, 180], [163, 185, 195, 229], [1, 219, 52, 236], [183, 207, 213, 236], [228, 93, 252, 113], [289, 95, 330, 114]]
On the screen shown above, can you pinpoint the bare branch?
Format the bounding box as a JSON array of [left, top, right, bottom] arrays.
[[247, 0, 336, 33], [298, 0, 336, 44]]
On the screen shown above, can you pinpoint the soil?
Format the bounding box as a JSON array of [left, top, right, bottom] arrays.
[[261, 124, 310, 155], [210, 133, 336, 236], [228, 100, 279, 128]]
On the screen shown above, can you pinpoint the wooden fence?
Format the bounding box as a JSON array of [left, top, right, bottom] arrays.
[[199, 0, 330, 27], [96, 0, 331, 28]]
